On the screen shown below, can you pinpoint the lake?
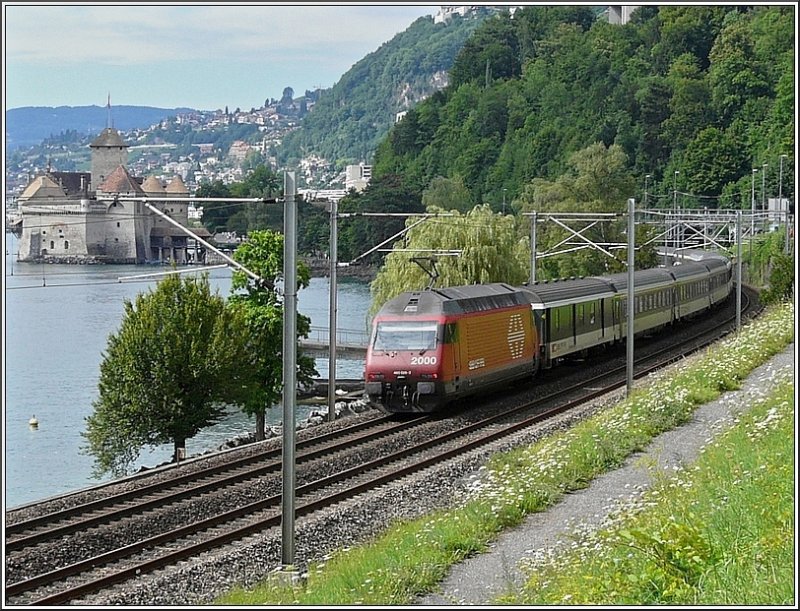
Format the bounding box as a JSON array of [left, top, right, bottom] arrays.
[[3, 231, 373, 509]]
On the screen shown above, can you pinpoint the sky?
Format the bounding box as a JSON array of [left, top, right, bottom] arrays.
[[3, 3, 440, 111]]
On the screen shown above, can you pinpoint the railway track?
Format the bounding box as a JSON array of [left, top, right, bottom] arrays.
[[4, 289, 759, 605]]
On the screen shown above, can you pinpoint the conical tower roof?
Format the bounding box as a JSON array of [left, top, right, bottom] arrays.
[[90, 127, 126, 148], [97, 165, 144, 194], [165, 175, 188, 195], [142, 175, 166, 194]]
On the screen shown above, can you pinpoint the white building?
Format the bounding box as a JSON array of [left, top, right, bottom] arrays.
[[607, 5, 641, 25], [345, 163, 372, 193]]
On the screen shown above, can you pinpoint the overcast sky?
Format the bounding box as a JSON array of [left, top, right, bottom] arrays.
[[3, 3, 440, 111]]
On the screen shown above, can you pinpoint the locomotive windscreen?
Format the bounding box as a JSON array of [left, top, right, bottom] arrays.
[[373, 321, 439, 352]]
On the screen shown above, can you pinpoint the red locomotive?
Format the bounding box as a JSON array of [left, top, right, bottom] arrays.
[[364, 249, 732, 414], [364, 283, 538, 413]]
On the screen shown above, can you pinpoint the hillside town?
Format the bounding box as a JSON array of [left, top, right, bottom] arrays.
[[5, 91, 358, 207]]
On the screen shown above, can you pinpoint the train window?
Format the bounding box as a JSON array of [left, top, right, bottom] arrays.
[[444, 323, 458, 344], [373, 321, 439, 352]]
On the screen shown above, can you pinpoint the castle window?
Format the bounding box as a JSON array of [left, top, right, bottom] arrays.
[[64, 241, 69, 250], [117, 222, 120, 227], [115, 238, 119, 242], [50, 240, 55, 250]]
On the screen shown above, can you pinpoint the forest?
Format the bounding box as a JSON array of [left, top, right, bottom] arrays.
[[277, 10, 488, 167], [372, 5, 794, 212]]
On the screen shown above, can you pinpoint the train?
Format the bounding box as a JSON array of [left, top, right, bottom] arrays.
[[364, 248, 733, 414]]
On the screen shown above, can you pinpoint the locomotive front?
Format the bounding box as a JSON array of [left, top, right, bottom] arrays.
[[364, 315, 447, 413]]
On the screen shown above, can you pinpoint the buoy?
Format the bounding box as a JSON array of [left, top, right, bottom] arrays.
[[29, 415, 39, 427]]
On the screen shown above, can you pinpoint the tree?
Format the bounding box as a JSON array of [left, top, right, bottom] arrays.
[[197, 179, 235, 233], [230, 165, 283, 232], [682, 127, 745, 198], [661, 53, 714, 151], [337, 173, 425, 265], [369, 204, 530, 314], [449, 13, 521, 88], [83, 273, 249, 477], [421, 175, 474, 213], [228, 230, 317, 440], [514, 143, 654, 277], [708, 13, 770, 124]]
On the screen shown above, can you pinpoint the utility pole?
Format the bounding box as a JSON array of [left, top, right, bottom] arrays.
[[626, 198, 635, 397], [761, 162, 768, 237], [327, 198, 338, 422], [779, 154, 789, 253], [281, 171, 298, 573], [529, 211, 537, 285], [673, 170, 679, 253], [736, 211, 742, 332], [751, 168, 758, 248]]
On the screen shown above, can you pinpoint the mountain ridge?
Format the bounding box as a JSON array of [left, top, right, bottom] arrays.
[[5, 104, 197, 151]]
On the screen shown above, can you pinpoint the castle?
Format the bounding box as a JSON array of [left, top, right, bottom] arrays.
[[17, 126, 193, 264]]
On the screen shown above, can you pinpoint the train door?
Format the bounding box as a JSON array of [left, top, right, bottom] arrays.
[[600, 297, 607, 339], [572, 304, 578, 348], [670, 286, 677, 323], [444, 322, 460, 378]]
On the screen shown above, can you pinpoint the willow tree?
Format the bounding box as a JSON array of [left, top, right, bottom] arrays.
[[369, 204, 530, 315], [83, 273, 249, 477], [228, 229, 317, 440]]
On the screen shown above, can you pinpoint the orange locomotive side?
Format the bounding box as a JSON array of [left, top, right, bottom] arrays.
[[449, 304, 537, 394]]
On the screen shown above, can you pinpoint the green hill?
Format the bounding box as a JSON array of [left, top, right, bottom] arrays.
[[277, 10, 491, 168], [372, 5, 794, 210]]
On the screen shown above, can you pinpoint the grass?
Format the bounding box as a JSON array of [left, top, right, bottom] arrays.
[[499, 369, 795, 605], [216, 301, 795, 606]]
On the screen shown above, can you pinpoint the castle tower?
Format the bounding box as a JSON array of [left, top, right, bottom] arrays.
[[90, 128, 128, 188], [96, 165, 148, 263], [165, 175, 190, 227]]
